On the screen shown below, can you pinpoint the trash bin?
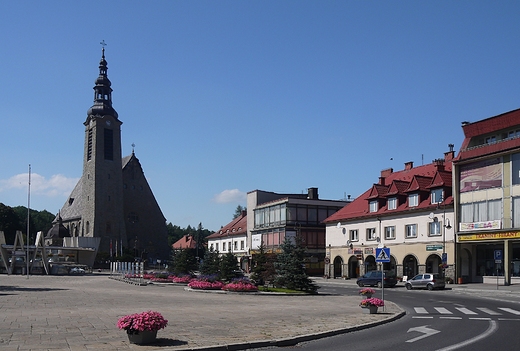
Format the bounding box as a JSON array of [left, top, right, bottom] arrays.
[[457, 277, 464, 284]]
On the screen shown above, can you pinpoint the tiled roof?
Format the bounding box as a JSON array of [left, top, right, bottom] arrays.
[[405, 175, 433, 192], [172, 235, 197, 250], [428, 171, 452, 188], [207, 213, 247, 239], [456, 108, 520, 162], [324, 158, 453, 223], [386, 180, 409, 196], [367, 184, 389, 199]]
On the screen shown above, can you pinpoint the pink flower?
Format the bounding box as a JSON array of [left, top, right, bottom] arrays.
[[223, 282, 258, 292], [117, 311, 168, 333], [188, 280, 224, 290], [360, 297, 384, 307]]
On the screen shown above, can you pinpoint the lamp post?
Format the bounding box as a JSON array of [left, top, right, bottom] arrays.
[[440, 196, 452, 276]]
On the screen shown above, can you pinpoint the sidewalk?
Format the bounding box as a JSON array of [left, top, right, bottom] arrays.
[[0, 274, 403, 351]]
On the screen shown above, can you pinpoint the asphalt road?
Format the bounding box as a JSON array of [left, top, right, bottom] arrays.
[[252, 281, 520, 351]]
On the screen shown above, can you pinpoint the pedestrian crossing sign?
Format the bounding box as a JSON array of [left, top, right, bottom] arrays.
[[375, 247, 390, 262]]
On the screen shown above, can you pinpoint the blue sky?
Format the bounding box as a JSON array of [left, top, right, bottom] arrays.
[[1, 1, 520, 232]]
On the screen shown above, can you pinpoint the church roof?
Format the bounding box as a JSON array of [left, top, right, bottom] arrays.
[[46, 214, 70, 239], [86, 46, 118, 118], [58, 179, 83, 221]]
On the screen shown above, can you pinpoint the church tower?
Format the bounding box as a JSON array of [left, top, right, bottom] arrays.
[[81, 47, 126, 253]]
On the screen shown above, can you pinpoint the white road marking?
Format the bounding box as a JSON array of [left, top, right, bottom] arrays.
[[477, 307, 501, 315], [414, 307, 428, 314], [435, 320, 498, 351], [455, 307, 477, 315], [406, 325, 440, 343], [498, 308, 520, 315], [434, 307, 452, 314]]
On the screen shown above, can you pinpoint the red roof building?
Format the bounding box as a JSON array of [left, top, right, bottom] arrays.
[[172, 235, 198, 250], [453, 108, 520, 285], [324, 150, 455, 281]]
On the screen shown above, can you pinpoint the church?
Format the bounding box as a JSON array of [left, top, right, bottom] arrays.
[[57, 47, 170, 262]]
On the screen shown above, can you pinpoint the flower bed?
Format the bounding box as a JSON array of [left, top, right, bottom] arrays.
[[188, 280, 225, 290], [223, 279, 258, 292], [117, 311, 168, 334], [360, 297, 384, 308], [358, 288, 375, 296], [172, 275, 193, 284]]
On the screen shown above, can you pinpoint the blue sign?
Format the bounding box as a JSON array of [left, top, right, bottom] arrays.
[[494, 250, 503, 263], [375, 247, 390, 262], [442, 253, 447, 263]]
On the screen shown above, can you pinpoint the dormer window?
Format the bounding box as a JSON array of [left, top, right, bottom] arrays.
[[431, 189, 443, 204], [369, 200, 378, 213], [388, 197, 397, 210], [408, 194, 419, 207]]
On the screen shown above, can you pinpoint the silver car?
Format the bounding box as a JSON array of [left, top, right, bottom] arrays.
[[405, 273, 445, 290]]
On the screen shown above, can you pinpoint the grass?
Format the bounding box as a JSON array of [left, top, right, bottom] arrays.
[[260, 286, 312, 294]]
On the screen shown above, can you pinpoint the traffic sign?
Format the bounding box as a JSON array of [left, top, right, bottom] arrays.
[[375, 247, 390, 262], [494, 250, 503, 263], [442, 253, 447, 264]]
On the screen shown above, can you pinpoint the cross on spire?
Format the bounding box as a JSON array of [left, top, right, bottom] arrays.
[[100, 40, 107, 56]]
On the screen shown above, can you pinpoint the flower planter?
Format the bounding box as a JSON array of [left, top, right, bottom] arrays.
[[361, 305, 378, 314], [127, 330, 157, 345]]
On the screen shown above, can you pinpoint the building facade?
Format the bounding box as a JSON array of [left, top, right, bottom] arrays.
[[453, 109, 520, 284], [324, 151, 455, 281], [206, 211, 248, 271], [58, 48, 170, 261], [247, 188, 348, 275]]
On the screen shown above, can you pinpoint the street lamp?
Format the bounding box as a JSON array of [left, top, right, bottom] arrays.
[[439, 196, 452, 274]]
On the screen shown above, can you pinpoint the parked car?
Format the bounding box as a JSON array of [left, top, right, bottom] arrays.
[[405, 273, 445, 290], [356, 270, 397, 288], [70, 267, 85, 274]]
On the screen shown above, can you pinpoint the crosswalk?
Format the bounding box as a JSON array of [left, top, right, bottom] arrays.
[[412, 306, 520, 319]]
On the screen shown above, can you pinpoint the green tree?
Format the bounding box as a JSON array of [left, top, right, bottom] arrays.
[[170, 248, 198, 275], [13, 206, 54, 238], [0, 203, 23, 244], [219, 251, 238, 282], [233, 205, 247, 219], [250, 242, 275, 286], [199, 247, 221, 276], [274, 236, 319, 293]]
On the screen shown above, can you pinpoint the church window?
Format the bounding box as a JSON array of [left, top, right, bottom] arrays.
[[86, 221, 90, 234], [104, 128, 114, 160], [68, 198, 74, 205], [87, 129, 93, 161]]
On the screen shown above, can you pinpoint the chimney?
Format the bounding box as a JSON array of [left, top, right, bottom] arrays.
[[444, 144, 455, 162], [404, 161, 413, 170], [379, 168, 393, 185], [307, 187, 318, 199], [433, 158, 445, 171], [241, 210, 247, 217]]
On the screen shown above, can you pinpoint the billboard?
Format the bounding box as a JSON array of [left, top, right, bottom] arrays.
[[459, 158, 502, 193]]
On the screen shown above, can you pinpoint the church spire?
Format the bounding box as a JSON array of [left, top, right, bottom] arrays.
[[87, 41, 118, 118]]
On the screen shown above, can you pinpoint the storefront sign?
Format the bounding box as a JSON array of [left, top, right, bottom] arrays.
[[364, 248, 374, 254], [458, 231, 520, 241], [459, 220, 501, 232]]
